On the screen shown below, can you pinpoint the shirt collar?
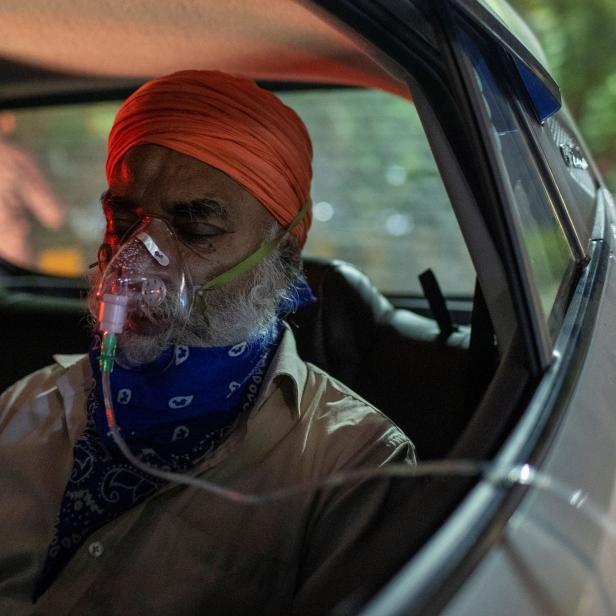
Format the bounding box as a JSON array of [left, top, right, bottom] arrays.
[[252, 323, 306, 420], [53, 353, 93, 445]]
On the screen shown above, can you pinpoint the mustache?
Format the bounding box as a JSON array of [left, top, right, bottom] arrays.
[[87, 267, 192, 326], [128, 291, 191, 324], [86, 238, 301, 365]]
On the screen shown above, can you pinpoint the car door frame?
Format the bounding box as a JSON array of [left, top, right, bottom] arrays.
[[307, 0, 612, 613]]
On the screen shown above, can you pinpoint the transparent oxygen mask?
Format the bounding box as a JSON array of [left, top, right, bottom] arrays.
[[96, 216, 193, 337]]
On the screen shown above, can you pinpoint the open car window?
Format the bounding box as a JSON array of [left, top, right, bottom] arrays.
[[0, 88, 475, 298]]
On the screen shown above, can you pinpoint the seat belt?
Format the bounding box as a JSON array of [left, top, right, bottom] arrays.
[[418, 269, 456, 339]]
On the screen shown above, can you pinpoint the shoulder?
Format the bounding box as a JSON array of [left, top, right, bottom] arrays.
[[0, 355, 89, 435], [1, 362, 65, 410], [266, 326, 414, 468], [297, 360, 416, 470]]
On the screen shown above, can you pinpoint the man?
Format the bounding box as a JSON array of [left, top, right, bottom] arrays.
[[0, 70, 414, 615]]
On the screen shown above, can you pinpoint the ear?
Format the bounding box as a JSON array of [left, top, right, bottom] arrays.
[[279, 235, 302, 269]]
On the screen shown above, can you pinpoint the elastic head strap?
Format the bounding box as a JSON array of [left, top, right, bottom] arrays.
[[194, 202, 310, 308]]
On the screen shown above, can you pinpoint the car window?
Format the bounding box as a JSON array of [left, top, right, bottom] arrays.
[[278, 89, 475, 296], [0, 105, 110, 275], [459, 27, 576, 332], [0, 89, 475, 296]]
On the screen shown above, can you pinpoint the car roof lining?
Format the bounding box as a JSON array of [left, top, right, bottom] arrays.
[[0, 0, 410, 104]]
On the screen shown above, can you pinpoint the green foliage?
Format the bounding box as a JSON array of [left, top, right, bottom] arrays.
[[510, 0, 616, 189]]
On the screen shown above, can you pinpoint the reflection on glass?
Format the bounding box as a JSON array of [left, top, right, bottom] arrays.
[[0, 104, 112, 276], [462, 26, 574, 325], [511, 178, 572, 319]]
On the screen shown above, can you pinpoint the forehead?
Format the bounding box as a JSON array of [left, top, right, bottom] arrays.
[[108, 144, 272, 223]]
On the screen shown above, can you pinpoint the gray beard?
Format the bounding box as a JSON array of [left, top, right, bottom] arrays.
[[88, 247, 299, 366]]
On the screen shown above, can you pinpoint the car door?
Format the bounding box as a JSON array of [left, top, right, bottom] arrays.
[[356, 2, 616, 614]]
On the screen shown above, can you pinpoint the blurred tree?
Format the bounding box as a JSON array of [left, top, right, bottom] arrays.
[[510, 0, 616, 188]]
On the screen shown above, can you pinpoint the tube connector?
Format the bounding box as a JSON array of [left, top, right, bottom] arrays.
[[99, 331, 118, 373], [98, 293, 129, 334]]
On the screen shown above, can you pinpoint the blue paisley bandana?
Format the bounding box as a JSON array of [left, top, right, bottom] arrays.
[[34, 320, 281, 599], [34, 276, 315, 598], [90, 323, 280, 448]]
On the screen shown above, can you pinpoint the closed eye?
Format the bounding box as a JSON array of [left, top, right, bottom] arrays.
[[174, 220, 225, 242], [172, 198, 231, 243]]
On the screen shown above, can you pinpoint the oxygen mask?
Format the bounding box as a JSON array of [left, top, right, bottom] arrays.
[[96, 216, 193, 337]]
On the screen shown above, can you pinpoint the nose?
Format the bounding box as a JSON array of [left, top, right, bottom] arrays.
[[135, 229, 170, 267], [96, 214, 193, 333], [113, 216, 175, 275]]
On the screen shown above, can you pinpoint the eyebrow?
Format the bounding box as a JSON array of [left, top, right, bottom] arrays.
[[100, 190, 134, 212], [100, 191, 230, 221], [173, 198, 229, 221]]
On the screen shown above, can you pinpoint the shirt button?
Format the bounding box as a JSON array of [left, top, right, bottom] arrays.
[[88, 541, 104, 558]]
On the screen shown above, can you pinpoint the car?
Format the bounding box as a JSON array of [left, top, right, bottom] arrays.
[[1, 0, 614, 614]]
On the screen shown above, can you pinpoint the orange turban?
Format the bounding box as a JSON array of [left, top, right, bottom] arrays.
[[106, 70, 313, 246]]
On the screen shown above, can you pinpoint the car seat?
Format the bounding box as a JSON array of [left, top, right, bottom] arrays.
[[290, 258, 472, 459]]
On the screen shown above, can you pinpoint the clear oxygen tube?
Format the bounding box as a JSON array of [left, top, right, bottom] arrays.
[[95, 216, 616, 573], [99, 371, 616, 535], [99, 334, 616, 543], [103, 355, 616, 611]]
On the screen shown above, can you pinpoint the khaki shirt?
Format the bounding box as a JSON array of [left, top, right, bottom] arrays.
[[0, 328, 414, 615]]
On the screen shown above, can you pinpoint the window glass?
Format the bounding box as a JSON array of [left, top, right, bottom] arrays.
[[0, 105, 110, 275], [0, 90, 475, 295], [280, 89, 474, 295], [540, 114, 597, 238], [460, 27, 575, 326]]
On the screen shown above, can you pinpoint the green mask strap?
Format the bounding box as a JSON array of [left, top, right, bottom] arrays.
[[194, 202, 310, 314]]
